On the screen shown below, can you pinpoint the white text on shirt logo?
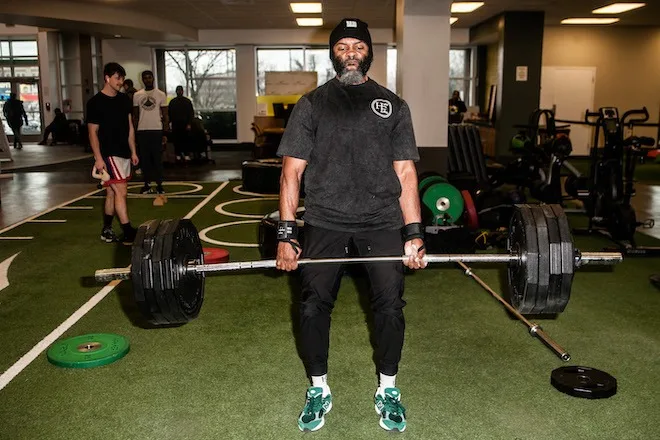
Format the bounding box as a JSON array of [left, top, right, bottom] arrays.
[[371, 99, 392, 119]]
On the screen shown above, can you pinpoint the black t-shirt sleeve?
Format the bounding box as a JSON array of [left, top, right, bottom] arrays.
[[123, 94, 133, 116], [86, 96, 101, 125], [276, 96, 314, 161], [391, 100, 419, 161]]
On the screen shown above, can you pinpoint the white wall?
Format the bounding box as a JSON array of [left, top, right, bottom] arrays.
[[0, 24, 39, 35], [101, 39, 153, 87], [543, 26, 660, 136]]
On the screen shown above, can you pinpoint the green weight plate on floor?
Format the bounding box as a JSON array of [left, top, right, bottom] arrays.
[[421, 182, 464, 225], [418, 175, 447, 193], [47, 333, 130, 368]]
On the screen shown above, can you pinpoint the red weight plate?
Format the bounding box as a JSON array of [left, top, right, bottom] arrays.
[[461, 190, 479, 230], [203, 247, 230, 264]]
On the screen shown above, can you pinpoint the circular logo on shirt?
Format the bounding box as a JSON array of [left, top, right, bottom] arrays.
[[371, 99, 392, 119]]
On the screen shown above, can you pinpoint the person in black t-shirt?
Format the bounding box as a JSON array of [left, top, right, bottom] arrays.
[[276, 18, 426, 433], [168, 85, 195, 162], [87, 62, 139, 244]]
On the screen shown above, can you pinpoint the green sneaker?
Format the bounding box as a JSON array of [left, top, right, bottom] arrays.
[[374, 387, 407, 432], [298, 387, 332, 432]]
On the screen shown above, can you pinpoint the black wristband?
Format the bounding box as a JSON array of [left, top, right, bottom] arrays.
[[402, 222, 424, 242], [277, 221, 298, 241]]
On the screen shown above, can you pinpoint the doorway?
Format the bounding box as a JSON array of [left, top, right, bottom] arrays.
[[540, 66, 596, 156], [0, 79, 42, 139]]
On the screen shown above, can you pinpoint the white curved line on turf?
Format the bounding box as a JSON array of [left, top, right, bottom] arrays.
[[215, 197, 278, 219], [126, 181, 203, 196], [198, 220, 261, 247], [232, 184, 277, 197], [0, 252, 20, 292], [0, 237, 33, 240], [0, 181, 229, 392]]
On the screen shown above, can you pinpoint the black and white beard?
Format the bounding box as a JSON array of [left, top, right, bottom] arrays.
[[332, 55, 371, 86]]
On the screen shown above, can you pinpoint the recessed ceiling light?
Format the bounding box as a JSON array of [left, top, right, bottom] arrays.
[[296, 17, 323, 26], [290, 2, 322, 13], [450, 17, 459, 24], [561, 17, 620, 24], [593, 3, 645, 14], [114, 34, 122, 38], [451, 2, 484, 13]]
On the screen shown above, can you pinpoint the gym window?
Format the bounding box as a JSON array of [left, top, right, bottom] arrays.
[[256, 47, 334, 95]]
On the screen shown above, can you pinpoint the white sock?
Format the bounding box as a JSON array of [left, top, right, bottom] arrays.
[[378, 373, 396, 394], [311, 374, 331, 396]]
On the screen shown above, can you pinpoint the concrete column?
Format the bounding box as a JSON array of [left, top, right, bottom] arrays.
[[37, 31, 54, 126], [396, 0, 452, 175], [235, 44, 256, 143], [481, 12, 544, 157]]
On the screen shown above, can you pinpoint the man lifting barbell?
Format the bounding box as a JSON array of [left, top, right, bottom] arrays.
[[275, 18, 425, 433]]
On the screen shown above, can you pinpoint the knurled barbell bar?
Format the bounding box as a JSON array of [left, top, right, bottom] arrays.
[[94, 204, 622, 327]]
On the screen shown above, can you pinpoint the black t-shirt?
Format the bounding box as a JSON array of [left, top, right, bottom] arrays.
[[86, 92, 132, 158], [277, 78, 419, 232]]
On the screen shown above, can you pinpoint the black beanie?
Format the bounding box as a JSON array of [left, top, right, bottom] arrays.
[[329, 18, 373, 59]]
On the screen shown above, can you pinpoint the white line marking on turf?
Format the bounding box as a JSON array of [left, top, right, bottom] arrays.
[[0, 252, 20, 292], [28, 220, 67, 223], [0, 181, 229, 392], [0, 237, 33, 240], [60, 206, 94, 210], [126, 181, 203, 196], [0, 280, 121, 391], [198, 220, 261, 247], [216, 197, 278, 219], [184, 181, 229, 219], [232, 184, 277, 197], [87, 194, 208, 199], [0, 187, 102, 236]]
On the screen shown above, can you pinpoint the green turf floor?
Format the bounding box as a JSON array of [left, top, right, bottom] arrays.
[[1, 181, 659, 439]]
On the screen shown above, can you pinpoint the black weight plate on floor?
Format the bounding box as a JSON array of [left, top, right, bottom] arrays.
[[551, 366, 617, 399], [530, 206, 551, 314], [132, 219, 163, 324], [507, 205, 539, 314], [540, 205, 563, 314], [551, 205, 574, 312]]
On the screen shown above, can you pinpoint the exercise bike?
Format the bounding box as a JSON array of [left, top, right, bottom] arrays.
[[563, 107, 658, 255]]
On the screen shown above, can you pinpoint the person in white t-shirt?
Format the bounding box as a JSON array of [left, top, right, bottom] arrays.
[[133, 70, 169, 194]]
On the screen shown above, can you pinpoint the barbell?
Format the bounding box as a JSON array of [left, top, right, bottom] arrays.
[[94, 204, 622, 326]]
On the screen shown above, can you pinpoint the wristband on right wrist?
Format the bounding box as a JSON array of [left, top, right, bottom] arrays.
[[277, 221, 298, 241], [402, 222, 424, 242]]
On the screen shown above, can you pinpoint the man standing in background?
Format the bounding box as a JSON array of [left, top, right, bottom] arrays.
[[168, 85, 195, 163], [2, 93, 29, 149], [133, 70, 168, 194]]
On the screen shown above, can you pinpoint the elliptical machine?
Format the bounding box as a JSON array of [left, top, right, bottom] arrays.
[[569, 107, 658, 255]]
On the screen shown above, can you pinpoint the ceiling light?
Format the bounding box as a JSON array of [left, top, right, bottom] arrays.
[[290, 2, 322, 13], [114, 34, 122, 38], [296, 17, 323, 26], [450, 17, 458, 24], [593, 3, 645, 14], [561, 17, 620, 24], [451, 2, 484, 13]]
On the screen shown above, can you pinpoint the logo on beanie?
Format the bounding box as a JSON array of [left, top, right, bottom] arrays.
[[371, 99, 392, 118], [346, 20, 358, 28]]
